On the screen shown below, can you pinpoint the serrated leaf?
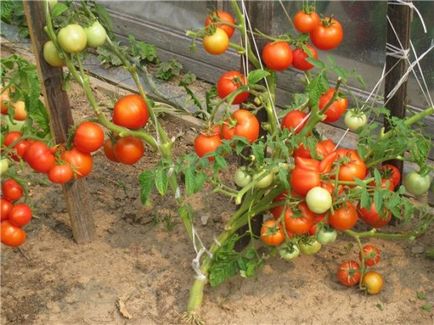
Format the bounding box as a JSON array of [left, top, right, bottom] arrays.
[[51, 3, 68, 17], [154, 167, 168, 196], [139, 170, 155, 204], [306, 58, 326, 69], [374, 190, 383, 216], [184, 165, 195, 196], [194, 171, 206, 193], [361, 190, 371, 209], [247, 69, 270, 85]]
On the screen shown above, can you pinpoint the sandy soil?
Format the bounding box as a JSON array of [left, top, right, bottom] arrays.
[[1, 55, 433, 325]]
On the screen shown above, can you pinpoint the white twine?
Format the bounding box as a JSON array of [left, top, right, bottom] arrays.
[[389, 0, 427, 34], [213, 236, 222, 247], [240, 0, 280, 128], [410, 40, 434, 108], [278, 0, 295, 31], [190, 225, 212, 280]]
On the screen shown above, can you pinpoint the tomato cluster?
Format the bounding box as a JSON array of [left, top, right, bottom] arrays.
[[203, 10, 235, 55], [0, 179, 31, 247], [337, 244, 383, 294]]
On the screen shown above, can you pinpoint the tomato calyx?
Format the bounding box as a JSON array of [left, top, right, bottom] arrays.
[[278, 242, 300, 261]]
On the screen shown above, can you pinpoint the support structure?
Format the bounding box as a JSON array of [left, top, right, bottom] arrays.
[[23, 1, 95, 243], [384, 1, 412, 185]]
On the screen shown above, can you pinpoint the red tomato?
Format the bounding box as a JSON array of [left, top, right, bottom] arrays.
[[216, 71, 249, 105], [337, 260, 361, 287], [270, 192, 288, 219], [4, 131, 22, 147], [0, 220, 26, 247], [0, 198, 13, 221], [194, 132, 222, 159], [337, 149, 367, 182], [316, 139, 336, 158], [221, 109, 259, 143], [103, 139, 119, 162], [260, 219, 285, 246], [380, 164, 401, 189], [294, 10, 320, 33], [295, 156, 320, 171], [24, 141, 56, 173], [204, 10, 236, 38], [284, 203, 314, 235], [359, 202, 391, 228], [359, 244, 381, 267], [282, 110, 308, 134], [329, 202, 358, 231], [73, 121, 105, 153], [14, 140, 33, 160], [113, 94, 149, 129], [290, 167, 321, 196], [113, 136, 145, 165], [62, 148, 93, 178], [319, 151, 338, 174], [262, 41, 293, 71], [1, 179, 23, 202], [48, 164, 74, 184], [319, 88, 348, 123], [310, 18, 344, 50], [8, 203, 32, 227], [292, 44, 318, 71]]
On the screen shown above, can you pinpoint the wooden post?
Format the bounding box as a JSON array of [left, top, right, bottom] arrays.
[[23, 1, 95, 243], [384, 1, 412, 185], [235, 0, 274, 251]]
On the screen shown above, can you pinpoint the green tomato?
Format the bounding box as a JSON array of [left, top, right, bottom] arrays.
[[234, 168, 252, 187], [344, 110, 367, 132], [57, 24, 87, 53], [0, 159, 9, 176], [43, 41, 65, 67], [278, 242, 300, 261], [403, 171, 431, 196], [299, 239, 322, 255], [255, 172, 274, 189], [85, 21, 107, 48], [317, 228, 337, 245], [306, 186, 332, 214]]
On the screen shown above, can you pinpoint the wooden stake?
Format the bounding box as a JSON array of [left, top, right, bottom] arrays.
[[384, 1, 412, 185], [23, 0, 95, 243]]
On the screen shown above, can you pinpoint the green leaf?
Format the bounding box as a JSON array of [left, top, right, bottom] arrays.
[[421, 303, 432, 312], [416, 291, 427, 300], [179, 72, 196, 86], [94, 3, 113, 35], [128, 35, 158, 63], [51, 3, 68, 17], [156, 59, 182, 81], [247, 69, 270, 85], [194, 171, 206, 193], [154, 166, 168, 196], [374, 190, 383, 216], [306, 58, 326, 69], [138, 170, 155, 204], [252, 142, 265, 165], [178, 204, 193, 240], [184, 165, 195, 196]]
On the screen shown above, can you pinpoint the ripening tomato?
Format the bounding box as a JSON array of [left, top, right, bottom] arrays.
[[205, 10, 236, 38], [319, 88, 348, 123], [329, 202, 358, 231], [216, 71, 249, 105], [362, 271, 384, 294], [282, 110, 308, 134], [103, 139, 119, 162], [284, 203, 314, 235], [359, 244, 381, 267], [113, 94, 149, 129], [359, 202, 391, 228], [203, 27, 229, 55], [62, 148, 93, 178], [194, 132, 222, 159], [57, 24, 87, 53], [43, 40, 65, 67], [337, 149, 367, 182], [260, 219, 285, 246], [0, 198, 13, 221], [1, 88, 10, 114], [84, 21, 107, 48], [113, 136, 144, 165], [293, 10, 320, 33], [381, 164, 401, 189], [262, 41, 293, 71], [0, 221, 26, 247], [221, 109, 259, 143], [290, 167, 321, 196], [337, 260, 361, 287], [310, 18, 344, 50], [73, 121, 105, 153], [292, 44, 318, 71], [8, 203, 32, 228], [1, 179, 23, 202], [12, 101, 27, 121], [24, 141, 56, 173], [48, 164, 74, 184]]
